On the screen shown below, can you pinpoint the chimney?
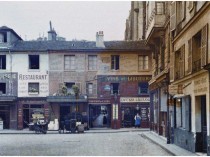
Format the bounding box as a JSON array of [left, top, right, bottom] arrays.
[[96, 31, 105, 48], [48, 21, 57, 41]]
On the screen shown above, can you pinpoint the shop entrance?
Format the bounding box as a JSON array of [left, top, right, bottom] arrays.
[[89, 104, 111, 128], [23, 104, 44, 128], [0, 105, 10, 129], [60, 106, 70, 127], [196, 95, 207, 153]]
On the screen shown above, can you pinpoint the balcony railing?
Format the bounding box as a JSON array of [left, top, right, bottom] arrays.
[[192, 59, 201, 73]]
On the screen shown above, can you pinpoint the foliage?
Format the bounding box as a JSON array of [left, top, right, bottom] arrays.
[[72, 85, 80, 99]]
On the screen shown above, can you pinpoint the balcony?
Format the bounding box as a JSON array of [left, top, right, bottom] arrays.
[[145, 8, 167, 44]]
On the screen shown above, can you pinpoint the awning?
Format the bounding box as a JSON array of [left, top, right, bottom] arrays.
[[173, 94, 185, 98]]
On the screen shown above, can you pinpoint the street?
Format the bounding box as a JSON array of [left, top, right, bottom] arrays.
[[0, 131, 172, 156]]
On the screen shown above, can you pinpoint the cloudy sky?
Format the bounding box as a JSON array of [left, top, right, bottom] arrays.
[[0, 1, 131, 41]]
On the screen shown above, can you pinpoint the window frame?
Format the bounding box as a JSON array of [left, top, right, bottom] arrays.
[[111, 55, 120, 70], [28, 82, 39, 94], [88, 55, 97, 71], [28, 55, 40, 70], [0, 55, 6, 70], [138, 82, 149, 95], [138, 55, 149, 71], [64, 55, 76, 71]]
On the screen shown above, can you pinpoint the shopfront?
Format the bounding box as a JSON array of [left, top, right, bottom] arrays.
[[120, 97, 150, 128], [88, 99, 111, 128]]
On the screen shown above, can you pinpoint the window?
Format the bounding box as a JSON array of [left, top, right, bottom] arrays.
[[88, 55, 97, 70], [64, 55, 75, 70], [0, 83, 6, 94], [111, 83, 119, 95], [29, 55, 39, 69], [156, 2, 164, 14], [87, 83, 93, 95], [111, 55, 119, 70], [65, 82, 75, 94], [175, 46, 185, 79], [28, 83, 39, 94], [0, 33, 7, 43], [138, 82, 149, 94], [192, 31, 201, 73], [138, 55, 148, 70], [0, 55, 6, 69]]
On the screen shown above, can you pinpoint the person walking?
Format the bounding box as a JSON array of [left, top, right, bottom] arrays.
[[134, 113, 141, 128]]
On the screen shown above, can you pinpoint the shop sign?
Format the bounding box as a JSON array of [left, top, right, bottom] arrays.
[[120, 97, 150, 103], [104, 85, 111, 91], [89, 99, 110, 104], [99, 75, 152, 82], [168, 85, 178, 95], [112, 104, 118, 120], [194, 75, 208, 95]]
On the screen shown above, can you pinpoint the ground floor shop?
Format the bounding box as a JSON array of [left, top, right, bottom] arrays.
[[169, 71, 209, 154], [17, 97, 49, 130]]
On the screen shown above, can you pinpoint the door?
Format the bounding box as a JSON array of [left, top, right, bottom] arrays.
[[201, 96, 207, 152], [60, 106, 70, 126]]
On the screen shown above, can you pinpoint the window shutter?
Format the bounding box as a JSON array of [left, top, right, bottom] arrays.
[[181, 2, 186, 21], [170, 2, 176, 31], [188, 39, 192, 74], [170, 52, 174, 82], [201, 24, 208, 66], [93, 83, 97, 96], [180, 45, 185, 78]]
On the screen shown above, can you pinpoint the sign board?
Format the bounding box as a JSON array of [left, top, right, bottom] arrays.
[[120, 97, 150, 103], [112, 104, 118, 120], [168, 85, 178, 95]]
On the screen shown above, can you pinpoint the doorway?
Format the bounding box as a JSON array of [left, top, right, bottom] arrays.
[[0, 105, 10, 129], [89, 104, 111, 128], [60, 106, 70, 127], [195, 95, 207, 153]]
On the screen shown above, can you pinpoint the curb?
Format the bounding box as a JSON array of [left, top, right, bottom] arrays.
[[141, 133, 175, 156]]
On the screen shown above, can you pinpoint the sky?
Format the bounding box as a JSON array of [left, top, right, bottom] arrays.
[[0, 1, 131, 41]]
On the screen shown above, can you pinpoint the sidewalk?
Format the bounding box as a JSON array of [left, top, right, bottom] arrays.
[[0, 127, 149, 134], [142, 131, 198, 156]]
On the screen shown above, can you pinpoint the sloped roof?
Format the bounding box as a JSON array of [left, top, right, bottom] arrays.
[[0, 26, 22, 40], [7, 40, 150, 52]]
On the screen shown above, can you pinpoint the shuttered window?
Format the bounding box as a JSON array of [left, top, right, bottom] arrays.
[[187, 39, 192, 74], [170, 2, 176, 31], [201, 24, 208, 66]]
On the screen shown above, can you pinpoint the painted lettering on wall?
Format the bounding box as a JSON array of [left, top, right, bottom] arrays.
[[194, 75, 208, 95], [19, 74, 47, 80], [120, 97, 150, 103]]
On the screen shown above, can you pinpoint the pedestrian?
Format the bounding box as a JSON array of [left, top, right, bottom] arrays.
[[103, 114, 107, 126], [134, 113, 141, 128]]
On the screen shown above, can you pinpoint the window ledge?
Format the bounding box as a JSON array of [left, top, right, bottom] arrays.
[[28, 69, 40, 72], [28, 92, 39, 95]]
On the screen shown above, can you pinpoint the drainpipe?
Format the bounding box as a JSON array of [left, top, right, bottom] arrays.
[[8, 48, 13, 96]]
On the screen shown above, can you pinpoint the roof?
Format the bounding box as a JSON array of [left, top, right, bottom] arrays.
[[0, 26, 22, 40], [5, 40, 150, 52]]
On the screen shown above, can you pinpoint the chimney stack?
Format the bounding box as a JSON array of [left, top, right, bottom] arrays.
[[96, 31, 105, 48], [48, 21, 57, 41]]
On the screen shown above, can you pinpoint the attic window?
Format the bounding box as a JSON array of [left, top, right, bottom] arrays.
[[29, 55, 39, 69]]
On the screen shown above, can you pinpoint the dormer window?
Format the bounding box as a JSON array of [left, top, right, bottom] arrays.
[[0, 33, 6, 43]]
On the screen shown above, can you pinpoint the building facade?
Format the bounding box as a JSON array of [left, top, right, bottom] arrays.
[[0, 25, 152, 130]]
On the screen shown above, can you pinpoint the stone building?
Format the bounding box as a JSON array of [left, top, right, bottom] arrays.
[[125, 1, 210, 155], [169, 1, 210, 154], [0, 24, 152, 130]]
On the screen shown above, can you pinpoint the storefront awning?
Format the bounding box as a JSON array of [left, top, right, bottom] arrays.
[[173, 94, 185, 98], [0, 96, 17, 102], [47, 96, 88, 103]]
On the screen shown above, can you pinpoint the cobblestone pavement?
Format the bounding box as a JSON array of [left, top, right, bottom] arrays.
[[0, 131, 172, 156]]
